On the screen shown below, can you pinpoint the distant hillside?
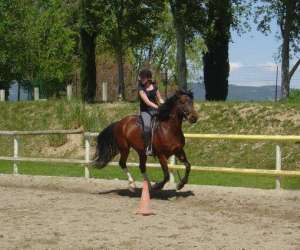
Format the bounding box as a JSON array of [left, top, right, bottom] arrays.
[[191, 82, 280, 101]]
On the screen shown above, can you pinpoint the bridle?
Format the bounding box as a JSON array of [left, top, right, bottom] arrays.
[[178, 97, 193, 120]]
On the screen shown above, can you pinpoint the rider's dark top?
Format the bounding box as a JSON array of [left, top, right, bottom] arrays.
[[138, 82, 158, 113]]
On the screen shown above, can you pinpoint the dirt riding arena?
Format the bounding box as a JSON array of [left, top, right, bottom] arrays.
[[0, 175, 300, 250]]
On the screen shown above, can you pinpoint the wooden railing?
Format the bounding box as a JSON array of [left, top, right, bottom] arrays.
[[1, 129, 300, 189]]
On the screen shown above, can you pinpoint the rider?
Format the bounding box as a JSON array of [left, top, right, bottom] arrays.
[[138, 69, 164, 155]]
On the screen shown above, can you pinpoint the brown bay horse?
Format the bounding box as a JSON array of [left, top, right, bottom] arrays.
[[93, 90, 198, 191]]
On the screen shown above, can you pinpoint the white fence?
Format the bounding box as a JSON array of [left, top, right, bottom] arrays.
[[0, 83, 109, 102], [1, 129, 300, 190]]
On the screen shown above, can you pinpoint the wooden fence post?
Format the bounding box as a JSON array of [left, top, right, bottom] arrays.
[[102, 82, 108, 102], [34, 87, 39, 101], [13, 137, 19, 174], [85, 136, 90, 178], [0, 89, 5, 102], [67, 85, 72, 101], [276, 145, 282, 190]]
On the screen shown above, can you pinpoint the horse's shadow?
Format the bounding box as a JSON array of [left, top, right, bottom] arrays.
[[96, 188, 195, 200]]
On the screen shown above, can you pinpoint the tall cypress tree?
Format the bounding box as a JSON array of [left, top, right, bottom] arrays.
[[80, 28, 96, 103], [79, 0, 109, 102], [79, 0, 98, 102], [203, 0, 232, 101]]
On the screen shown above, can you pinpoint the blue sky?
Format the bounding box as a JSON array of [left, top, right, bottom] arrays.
[[229, 21, 300, 88]]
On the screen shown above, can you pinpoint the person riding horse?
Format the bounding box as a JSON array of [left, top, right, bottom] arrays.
[[138, 69, 164, 155], [93, 81, 198, 191]]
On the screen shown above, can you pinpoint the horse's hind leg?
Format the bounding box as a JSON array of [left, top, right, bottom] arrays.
[[152, 154, 170, 190], [119, 148, 136, 192]]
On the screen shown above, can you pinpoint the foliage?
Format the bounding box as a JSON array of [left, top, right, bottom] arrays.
[[254, 0, 300, 55], [254, 0, 300, 98], [0, 0, 31, 81], [231, 0, 252, 35], [129, 6, 176, 79], [102, 0, 165, 99], [0, 0, 78, 96], [201, 1, 232, 100], [282, 89, 300, 104]]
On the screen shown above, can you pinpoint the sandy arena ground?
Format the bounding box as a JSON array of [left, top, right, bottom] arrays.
[[0, 174, 299, 250]]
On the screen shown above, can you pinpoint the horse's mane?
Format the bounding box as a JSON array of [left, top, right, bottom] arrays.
[[157, 90, 193, 121]]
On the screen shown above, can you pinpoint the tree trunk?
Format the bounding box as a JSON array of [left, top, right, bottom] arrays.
[[170, 0, 187, 90], [175, 24, 187, 90], [17, 81, 20, 101], [116, 48, 125, 100], [281, 1, 293, 99], [80, 28, 96, 103], [203, 0, 231, 101], [289, 59, 300, 80]]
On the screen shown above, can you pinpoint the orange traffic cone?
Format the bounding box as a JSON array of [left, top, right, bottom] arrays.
[[136, 180, 155, 216]]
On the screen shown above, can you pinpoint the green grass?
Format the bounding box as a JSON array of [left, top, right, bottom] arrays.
[[1, 99, 300, 169], [1, 160, 300, 190], [1, 99, 300, 190], [282, 89, 300, 105]]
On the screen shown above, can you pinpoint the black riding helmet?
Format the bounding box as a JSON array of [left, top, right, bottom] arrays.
[[139, 69, 152, 80]]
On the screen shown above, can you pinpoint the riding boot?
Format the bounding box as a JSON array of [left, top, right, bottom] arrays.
[[144, 132, 153, 156]]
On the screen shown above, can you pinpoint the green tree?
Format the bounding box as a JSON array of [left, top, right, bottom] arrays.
[[169, 0, 205, 90], [190, 0, 250, 101], [0, 0, 31, 82], [79, 0, 109, 102], [0, 0, 77, 97], [202, 0, 232, 101], [255, 0, 300, 99], [130, 6, 176, 78], [169, 0, 188, 90], [100, 0, 164, 100], [30, 0, 77, 95]]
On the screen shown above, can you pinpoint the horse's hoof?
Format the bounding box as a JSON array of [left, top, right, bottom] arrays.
[[176, 182, 185, 190], [152, 182, 164, 190], [128, 182, 136, 193]]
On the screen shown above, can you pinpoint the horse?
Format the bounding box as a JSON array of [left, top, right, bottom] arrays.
[[93, 89, 198, 191]]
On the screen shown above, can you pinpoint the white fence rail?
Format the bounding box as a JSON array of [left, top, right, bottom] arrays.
[[0, 83, 108, 102], [1, 129, 300, 190]]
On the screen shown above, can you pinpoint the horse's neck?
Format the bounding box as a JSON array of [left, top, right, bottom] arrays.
[[162, 106, 183, 131]]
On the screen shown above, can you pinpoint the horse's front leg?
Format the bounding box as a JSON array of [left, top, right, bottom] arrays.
[[138, 152, 151, 189], [152, 154, 170, 190], [175, 149, 191, 190]]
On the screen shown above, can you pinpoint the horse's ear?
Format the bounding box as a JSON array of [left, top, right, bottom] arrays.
[[174, 87, 185, 97], [187, 89, 194, 99], [175, 89, 181, 97]]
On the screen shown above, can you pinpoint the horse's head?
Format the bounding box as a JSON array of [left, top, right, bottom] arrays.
[[175, 89, 198, 123]]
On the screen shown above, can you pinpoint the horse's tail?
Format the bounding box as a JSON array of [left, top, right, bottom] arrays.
[[93, 122, 119, 168]]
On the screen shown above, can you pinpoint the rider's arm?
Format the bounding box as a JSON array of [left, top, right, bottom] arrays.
[[139, 90, 159, 109], [156, 89, 164, 104]]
